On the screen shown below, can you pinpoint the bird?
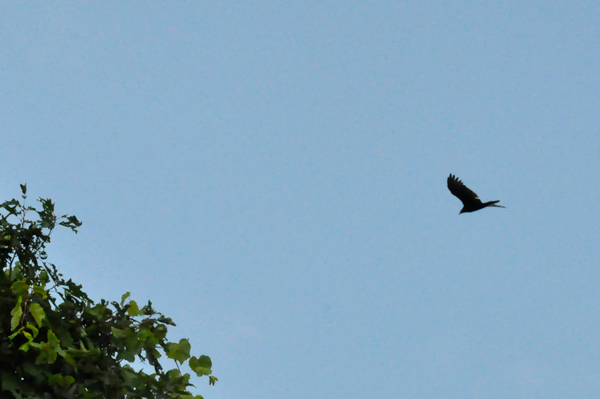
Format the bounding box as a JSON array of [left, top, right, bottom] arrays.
[[447, 174, 505, 214]]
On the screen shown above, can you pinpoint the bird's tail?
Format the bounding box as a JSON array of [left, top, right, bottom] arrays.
[[485, 200, 505, 208]]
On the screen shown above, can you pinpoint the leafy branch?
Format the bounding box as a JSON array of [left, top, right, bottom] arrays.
[[0, 185, 216, 398]]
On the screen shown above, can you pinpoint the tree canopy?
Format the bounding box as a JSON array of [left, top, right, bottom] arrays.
[[0, 185, 216, 398]]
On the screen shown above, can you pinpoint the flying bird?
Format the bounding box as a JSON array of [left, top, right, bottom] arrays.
[[447, 174, 505, 214]]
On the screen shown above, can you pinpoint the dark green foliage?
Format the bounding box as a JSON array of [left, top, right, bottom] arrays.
[[0, 185, 217, 398]]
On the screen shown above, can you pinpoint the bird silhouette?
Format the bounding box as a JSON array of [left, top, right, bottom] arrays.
[[447, 174, 505, 214]]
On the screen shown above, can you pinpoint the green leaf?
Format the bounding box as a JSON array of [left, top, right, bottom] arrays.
[[29, 303, 45, 327], [11, 296, 23, 331], [48, 330, 60, 349], [9, 327, 23, 340], [149, 346, 162, 360], [35, 331, 62, 364], [87, 303, 107, 318], [48, 373, 65, 387], [20, 183, 27, 195], [2, 198, 20, 214], [79, 341, 88, 352], [127, 300, 142, 316], [40, 213, 56, 229], [111, 327, 125, 338], [19, 323, 39, 351], [11, 280, 30, 297], [40, 198, 54, 213], [59, 214, 82, 232], [189, 355, 212, 377], [138, 328, 158, 345], [209, 376, 218, 386], [48, 374, 75, 387], [63, 353, 77, 371], [117, 349, 137, 362], [19, 341, 32, 351], [35, 342, 58, 364], [120, 292, 131, 306], [154, 324, 168, 340], [39, 270, 49, 285], [166, 339, 191, 363], [25, 323, 39, 338], [158, 315, 176, 326], [33, 285, 48, 298]]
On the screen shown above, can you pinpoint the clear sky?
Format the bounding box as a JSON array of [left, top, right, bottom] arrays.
[[2, 2, 600, 398]]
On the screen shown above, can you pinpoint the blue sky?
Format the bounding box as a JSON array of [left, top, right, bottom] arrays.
[[2, 2, 600, 398]]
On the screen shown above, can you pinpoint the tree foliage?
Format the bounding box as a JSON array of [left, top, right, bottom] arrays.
[[0, 185, 217, 398]]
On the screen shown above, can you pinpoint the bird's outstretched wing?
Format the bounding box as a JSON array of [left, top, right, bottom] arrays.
[[447, 174, 482, 206]]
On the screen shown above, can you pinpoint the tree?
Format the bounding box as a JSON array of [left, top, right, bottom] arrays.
[[0, 185, 217, 398]]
